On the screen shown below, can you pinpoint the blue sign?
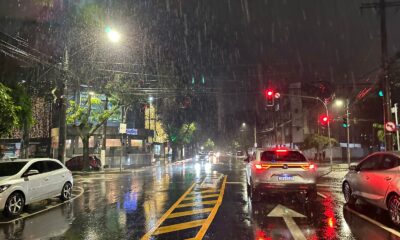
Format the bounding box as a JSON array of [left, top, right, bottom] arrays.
[[126, 128, 138, 135]]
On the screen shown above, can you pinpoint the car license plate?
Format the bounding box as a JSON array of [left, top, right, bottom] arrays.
[[278, 175, 294, 181]]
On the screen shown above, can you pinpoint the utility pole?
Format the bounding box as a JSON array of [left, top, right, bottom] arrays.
[[361, 0, 400, 151], [346, 99, 351, 167], [58, 47, 69, 164], [392, 103, 400, 151]]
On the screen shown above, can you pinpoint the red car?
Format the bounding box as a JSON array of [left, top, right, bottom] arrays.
[[65, 155, 101, 171]]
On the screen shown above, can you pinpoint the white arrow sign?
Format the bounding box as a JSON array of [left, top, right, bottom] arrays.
[[267, 204, 306, 240]]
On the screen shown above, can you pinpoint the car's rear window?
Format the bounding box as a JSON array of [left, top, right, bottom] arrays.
[[260, 151, 307, 162], [0, 162, 28, 176]]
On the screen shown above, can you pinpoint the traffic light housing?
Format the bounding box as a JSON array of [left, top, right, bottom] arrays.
[[342, 117, 348, 128], [265, 89, 274, 107]]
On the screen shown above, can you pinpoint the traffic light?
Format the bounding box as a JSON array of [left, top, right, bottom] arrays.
[[378, 90, 384, 97], [319, 115, 330, 125], [342, 117, 348, 128], [265, 89, 274, 107]]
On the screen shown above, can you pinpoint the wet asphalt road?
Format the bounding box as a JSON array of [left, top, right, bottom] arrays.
[[1, 156, 400, 239]]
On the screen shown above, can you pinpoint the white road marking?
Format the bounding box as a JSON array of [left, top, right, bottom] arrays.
[[267, 204, 306, 240], [345, 205, 400, 238], [226, 182, 243, 184], [317, 192, 327, 199]]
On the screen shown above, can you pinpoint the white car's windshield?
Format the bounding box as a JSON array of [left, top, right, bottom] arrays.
[[0, 162, 28, 177]]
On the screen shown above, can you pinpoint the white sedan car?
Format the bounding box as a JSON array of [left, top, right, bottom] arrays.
[[0, 158, 73, 217]]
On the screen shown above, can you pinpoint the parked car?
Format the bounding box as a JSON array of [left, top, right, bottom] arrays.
[[65, 155, 101, 171], [245, 148, 317, 202], [0, 158, 73, 217], [342, 151, 400, 227]]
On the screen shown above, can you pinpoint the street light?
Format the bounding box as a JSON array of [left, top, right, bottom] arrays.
[[105, 27, 121, 43], [334, 99, 344, 108], [334, 98, 351, 167], [57, 28, 123, 163]]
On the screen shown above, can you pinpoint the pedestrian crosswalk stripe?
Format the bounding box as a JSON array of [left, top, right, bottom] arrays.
[[176, 200, 218, 208], [167, 208, 213, 219], [153, 219, 206, 235], [183, 194, 219, 201], [188, 189, 219, 195]]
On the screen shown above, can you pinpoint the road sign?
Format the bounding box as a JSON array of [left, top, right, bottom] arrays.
[[385, 121, 396, 132], [119, 123, 127, 134], [126, 128, 138, 135]]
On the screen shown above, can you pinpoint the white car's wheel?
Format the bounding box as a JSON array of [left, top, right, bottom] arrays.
[[60, 182, 72, 201], [3, 192, 25, 218]]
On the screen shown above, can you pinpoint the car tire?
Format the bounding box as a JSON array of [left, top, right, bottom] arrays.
[[60, 182, 72, 201], [343, 182, 356, 205], [388, 194, 400, 227], [306, 188, 318, 202], [3, 192, 25, 218]]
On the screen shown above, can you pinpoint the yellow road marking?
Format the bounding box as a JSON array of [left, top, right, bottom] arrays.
[[345, 205, 400, 238], [176, 200, 218, 208], [167, 208, 213, 219], [153, 219, 206, 235], [183, 194, 220, 201], [140, 182, 196, 240], [188, 189, 219, 195], [191, 175, 227, 240]]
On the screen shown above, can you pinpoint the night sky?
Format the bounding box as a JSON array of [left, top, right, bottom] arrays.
[[1, 0, 400, 141]]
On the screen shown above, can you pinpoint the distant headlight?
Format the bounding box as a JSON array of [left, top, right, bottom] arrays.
[[0, 185, 11, 193]]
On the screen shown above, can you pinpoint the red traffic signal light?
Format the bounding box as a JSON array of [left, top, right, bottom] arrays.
[[319, 115, 330, 125], [265, 89, 275, 107]]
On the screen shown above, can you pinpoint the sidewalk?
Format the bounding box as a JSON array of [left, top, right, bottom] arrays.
[[72, 157, 193, 176]]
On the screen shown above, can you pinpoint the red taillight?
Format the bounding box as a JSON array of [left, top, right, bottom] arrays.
[[275, 149, 288, 153], [309, 164, 316, 170], [255, 164, 262, 170]]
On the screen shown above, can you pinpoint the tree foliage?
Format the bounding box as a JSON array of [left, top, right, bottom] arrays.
[[0, 83, 19, 136], [300, 134, 338, 152], [67, 94, 120, 170], [203, 138, 215, 151]]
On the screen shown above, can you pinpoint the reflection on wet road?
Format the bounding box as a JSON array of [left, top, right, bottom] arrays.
[[1, 156, 400, 239]]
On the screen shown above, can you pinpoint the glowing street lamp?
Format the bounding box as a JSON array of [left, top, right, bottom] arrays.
[[105, 27, 121, 43]]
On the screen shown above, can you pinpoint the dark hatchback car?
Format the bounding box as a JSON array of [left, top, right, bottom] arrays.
[[65, 155, 101, 171]]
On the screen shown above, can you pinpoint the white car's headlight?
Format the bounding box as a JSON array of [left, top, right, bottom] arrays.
[[0, 185, 11, 193]]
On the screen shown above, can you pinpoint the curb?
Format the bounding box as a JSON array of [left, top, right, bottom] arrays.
[[72, 157, 193, 176]]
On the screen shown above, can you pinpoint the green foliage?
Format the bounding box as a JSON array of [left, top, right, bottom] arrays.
[[300, 134, 338, 152], [166, 122, 197, 147], [67, 94, 120, 139], [0, 83, 19, 136], [373, 123, 397, 144], [203, 138, 215, 150], [11, 85, 34, 129]]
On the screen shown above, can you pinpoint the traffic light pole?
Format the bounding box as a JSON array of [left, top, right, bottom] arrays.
[[346, 99, 351, 167]]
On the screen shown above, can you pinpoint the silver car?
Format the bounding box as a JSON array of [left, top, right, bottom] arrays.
[[245, 148, 317, 201], [342, 151, 400, 227]]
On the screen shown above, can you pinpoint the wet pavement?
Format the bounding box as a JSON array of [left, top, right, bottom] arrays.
[[1, 156, 400, 239]]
